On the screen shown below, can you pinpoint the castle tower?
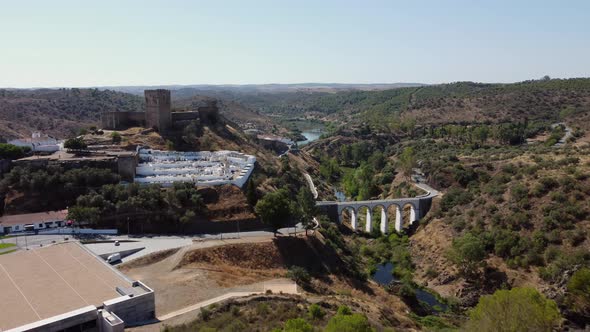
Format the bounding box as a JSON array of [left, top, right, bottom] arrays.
[[145, 89, 171, 131]]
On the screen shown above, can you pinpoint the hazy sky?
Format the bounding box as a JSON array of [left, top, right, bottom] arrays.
[[1, 0, 589, 87]]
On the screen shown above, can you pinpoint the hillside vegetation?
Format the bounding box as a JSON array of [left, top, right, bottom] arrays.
[[0, 88, 144, 139], [225, 78, 590, 131]]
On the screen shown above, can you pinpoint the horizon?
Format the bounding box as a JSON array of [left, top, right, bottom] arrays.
[[1, 0, 590, 88], [3, 76, 590, 90]]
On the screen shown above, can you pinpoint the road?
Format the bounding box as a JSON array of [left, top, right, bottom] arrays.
[[551, 122, 573, 147], [1, 224, 309, 260], [304, 173, 319, 199]]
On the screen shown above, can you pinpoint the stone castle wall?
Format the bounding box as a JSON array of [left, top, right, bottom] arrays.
[[101, 90, 220, 131], [145, 89, 171, 131]]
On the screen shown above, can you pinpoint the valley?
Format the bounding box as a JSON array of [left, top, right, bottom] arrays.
[[0, 79, 589, 331]]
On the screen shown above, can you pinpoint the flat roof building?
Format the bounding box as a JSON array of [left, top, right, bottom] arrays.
[[0, 242, 155, 331], [0, 210, 68, 234]]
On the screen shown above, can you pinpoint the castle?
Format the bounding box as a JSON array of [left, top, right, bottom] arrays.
[[101, 89, 219, 131]]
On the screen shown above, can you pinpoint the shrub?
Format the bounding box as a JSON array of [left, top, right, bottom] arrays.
[[64, 137, 87, 150], [325, 312, 374, 332], [283, 318, 312, 332], [440, 187, 473, 212], [337, 305, 352, 316], [111, 131, 122, 143], [307, 304, 325, 320], [566, 268, 590, 315], [286, 266, 311, 284], [464, 287, 561, 332], [200, 307, 211, 321], [256, 302, 270, 316]]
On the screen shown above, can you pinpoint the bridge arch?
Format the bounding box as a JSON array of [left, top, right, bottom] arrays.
[[402, 202, 418, 229], [318, 194, 432, 235], [350, 205, 369, 232], [371, 204, 387, 234], [385, 203, 403, 233], [339, 206, 357, 230]]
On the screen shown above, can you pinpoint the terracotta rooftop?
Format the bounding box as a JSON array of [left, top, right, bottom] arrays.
[[0, 210, 68, 227]]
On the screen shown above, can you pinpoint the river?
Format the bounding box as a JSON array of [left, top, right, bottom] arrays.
[[372, 263, 448, 311], [298, 129, 323, 146]]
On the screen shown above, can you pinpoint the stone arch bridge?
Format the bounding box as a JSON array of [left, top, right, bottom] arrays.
[[316, 193, 434, 234]]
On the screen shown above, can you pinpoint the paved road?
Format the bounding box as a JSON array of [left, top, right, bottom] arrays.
[[0, 224, 307, 258], [304, 173, 319, 199]]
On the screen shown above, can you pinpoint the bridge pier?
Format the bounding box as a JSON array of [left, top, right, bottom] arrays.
[[365, 209, 372, 233], [410, 206, 417, 225], [380, 207, 388, 234], [350, 209, 357, 230], [395, 206, 402, 232], [319, 195, 433, 235]]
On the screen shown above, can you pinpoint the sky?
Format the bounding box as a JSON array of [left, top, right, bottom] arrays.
[[1, 0, 589, 88]]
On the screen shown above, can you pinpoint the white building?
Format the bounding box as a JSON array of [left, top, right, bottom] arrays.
[[0, 210, 68, 234], [8, 132, 61, 152], [134, 148, 256, 187]]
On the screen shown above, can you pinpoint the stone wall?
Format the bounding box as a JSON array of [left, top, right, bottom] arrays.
[[117, 155, 138, 182], [102, 112, 145, 130], [145, 89, 171, 132]]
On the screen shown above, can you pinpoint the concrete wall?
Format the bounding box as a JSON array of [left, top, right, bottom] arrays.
[[7, 306, 98, 332], [97, 310, 124, 332], [103, 281, 155, 326]]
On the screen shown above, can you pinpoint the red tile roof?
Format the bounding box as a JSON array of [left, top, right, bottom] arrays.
[[0, 210, 68, 227]]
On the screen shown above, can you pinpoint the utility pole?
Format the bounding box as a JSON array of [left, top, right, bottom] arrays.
[[237, 219, 240, 239]]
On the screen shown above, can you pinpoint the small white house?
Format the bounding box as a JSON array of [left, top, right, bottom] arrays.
[[8, 132, 61, 152], [0, 210, 68, 234]]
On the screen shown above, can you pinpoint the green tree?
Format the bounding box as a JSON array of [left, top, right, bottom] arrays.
[[286, 266, 311, 284], [0, 143, 29, 160], [64, 137, 87, 150], [398, 147, 415, 178], [254, 188, 295, 236], [283, 318, 312, 332], [246, 179, 258, 206], [567, 268, 590, 315], [297, 186, 317, 235], [448, 232, 486, 279], [464, 287, 561, 332]]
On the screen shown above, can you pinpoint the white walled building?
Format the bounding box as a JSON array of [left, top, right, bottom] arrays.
[[134, 148, 256, 187], [0, 210, 68, 234], [8, 132, 61, 152]]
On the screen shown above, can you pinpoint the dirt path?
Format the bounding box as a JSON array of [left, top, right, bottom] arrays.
[[119, 236, 279, 316], [158, 280, 298, 321]]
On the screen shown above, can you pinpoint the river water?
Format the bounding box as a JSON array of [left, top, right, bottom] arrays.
[[298, 129, 323, 146], [372, 263, 448, 311]]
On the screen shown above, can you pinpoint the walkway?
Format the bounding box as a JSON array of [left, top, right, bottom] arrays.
[[156, 281, 298, 321]]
